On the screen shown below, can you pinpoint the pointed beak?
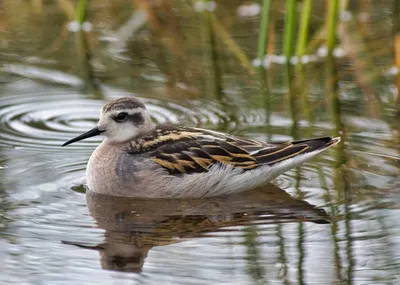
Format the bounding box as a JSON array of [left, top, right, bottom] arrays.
[[62, 126, 104, 147]]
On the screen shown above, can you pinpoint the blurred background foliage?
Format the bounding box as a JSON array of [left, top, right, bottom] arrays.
[[1, 1, 400, 283], [0, 0, 398, 105]]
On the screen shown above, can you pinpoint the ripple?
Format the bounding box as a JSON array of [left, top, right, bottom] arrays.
[[0, 94, 102, 150], [0, 85, 233, 151]]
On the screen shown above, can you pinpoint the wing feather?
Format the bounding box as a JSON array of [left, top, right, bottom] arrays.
[[138, 126, 335, 176]]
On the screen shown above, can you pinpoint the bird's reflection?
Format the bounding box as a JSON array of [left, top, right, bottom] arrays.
[[64, 184, 330, 272]]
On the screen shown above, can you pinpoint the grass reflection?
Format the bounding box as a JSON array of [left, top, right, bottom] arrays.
[[326, 53, 355, 284], [243, 227, 266, 285], [0, 1, 399, 284]]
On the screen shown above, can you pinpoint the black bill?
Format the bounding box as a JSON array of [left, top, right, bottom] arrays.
[[62, 126, 104, 147]]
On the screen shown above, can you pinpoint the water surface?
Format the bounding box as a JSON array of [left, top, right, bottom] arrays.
[[0, 1, 400, 284]]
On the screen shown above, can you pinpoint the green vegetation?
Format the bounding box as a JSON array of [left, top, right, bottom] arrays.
[[257, 0, 271, 65], [0, 0, 397, 105], [296, 0, 312, 57], [76, 0, 88, 24], [283, 0, 297, 60]]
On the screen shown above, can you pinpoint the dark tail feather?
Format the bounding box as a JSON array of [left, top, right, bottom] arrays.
[[254, 137, 340, 165], [291, 136, 341, 151]]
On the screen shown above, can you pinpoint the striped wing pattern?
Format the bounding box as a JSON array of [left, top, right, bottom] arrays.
[[133, 126, 334, 176]]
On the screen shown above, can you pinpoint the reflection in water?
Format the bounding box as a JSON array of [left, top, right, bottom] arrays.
[[63, 185, 329, 273], [1, 1, 400, 284], [327, 53, 355, 284]]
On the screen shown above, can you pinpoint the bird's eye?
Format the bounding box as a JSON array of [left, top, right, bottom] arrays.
[[115, 112, 128, 122], [115, 259, 127, 268]]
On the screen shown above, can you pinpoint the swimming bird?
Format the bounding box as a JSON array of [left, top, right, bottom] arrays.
[[62, 97, 340, 198]]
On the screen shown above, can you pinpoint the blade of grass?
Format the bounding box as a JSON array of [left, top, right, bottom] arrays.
[[327, 0, 339, 54], [57, 0, 75, 20], [305, 23, 326, 54], [283, 0, 297, 60], [296, 0, 312, 57], [209, 13, 255, 75], [76, 0, 87, 25], [257, 0, 271, 63]]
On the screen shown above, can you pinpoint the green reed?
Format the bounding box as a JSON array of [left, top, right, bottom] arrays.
[[296, 0, 312, 57], [76, 0, 88, 24], [283, 0, 297, 60], [257, 0, 271, 65], [327, 0, 339, 54]]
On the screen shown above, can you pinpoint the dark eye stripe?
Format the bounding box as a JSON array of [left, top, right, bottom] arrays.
[[128, 113, 144, 124]]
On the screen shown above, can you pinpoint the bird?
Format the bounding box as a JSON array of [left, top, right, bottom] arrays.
[[62, 97, 340, 198]]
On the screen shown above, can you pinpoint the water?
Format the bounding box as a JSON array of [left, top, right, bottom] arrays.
[[1, 1, 400, 284]]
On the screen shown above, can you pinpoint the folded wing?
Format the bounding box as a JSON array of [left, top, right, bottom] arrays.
[[149, 127, 338, 176]]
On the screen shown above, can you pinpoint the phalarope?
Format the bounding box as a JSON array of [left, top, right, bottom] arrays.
[[62, 97, 340, 198]]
